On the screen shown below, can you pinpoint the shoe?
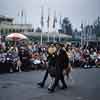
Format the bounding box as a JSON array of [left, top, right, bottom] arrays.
[[60, 85, 67, 90], [37, 82, 44, 88], [48, 88, 55, 93]]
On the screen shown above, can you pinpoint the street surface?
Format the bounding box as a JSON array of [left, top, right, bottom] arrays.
[[0, 68, 100, 100]]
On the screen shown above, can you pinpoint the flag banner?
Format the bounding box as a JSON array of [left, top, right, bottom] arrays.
[[18, 10, 24, 17], [47, 15, 50, 28], [81, 23, 83, 29], [41, 6, 44, 27], [47, 8, 50, 29], [41, 16, 44, 27], [21, 10, 24, 16], [59, 16, 62, 26], [53, 12, 57, 28]]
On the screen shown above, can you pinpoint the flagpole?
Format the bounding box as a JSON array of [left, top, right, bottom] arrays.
[[40, 32, 43, 45], [53, 11, 57, 43], [20, 9, 24, 33], [53, 25, 55, 43], [59, 15, 62, 42], [40, 6, 44, 45], [53, 29, 55, 43], [25, 11, 27, 25], [21, 10, 23, 25], [53, 11, 55, 43], [81, 24, 83, 47], [59, 33, 60, 42], [48, 28, 49, 42], [47, 8, 50, 42]]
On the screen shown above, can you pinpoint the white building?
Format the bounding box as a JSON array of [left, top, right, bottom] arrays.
[[0, 15, 34, 35]]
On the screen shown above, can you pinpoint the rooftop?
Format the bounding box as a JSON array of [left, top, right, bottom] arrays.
[[0, 15, 13, 23]]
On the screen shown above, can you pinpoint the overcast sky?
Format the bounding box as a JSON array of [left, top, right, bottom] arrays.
[[0, 0, 100, 31]]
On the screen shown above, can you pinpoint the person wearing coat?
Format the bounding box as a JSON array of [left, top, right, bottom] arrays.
[[37, 44, 57, 88], [48, 44, 69, 93]]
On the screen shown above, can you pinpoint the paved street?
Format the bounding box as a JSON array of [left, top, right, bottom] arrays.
[[0, 68, 100, 100]]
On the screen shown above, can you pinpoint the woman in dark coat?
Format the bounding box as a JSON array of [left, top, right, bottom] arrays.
[[37, 44, 57, 87]]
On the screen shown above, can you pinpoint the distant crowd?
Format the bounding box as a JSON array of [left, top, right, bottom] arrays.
[[0, 41, 100, 73]]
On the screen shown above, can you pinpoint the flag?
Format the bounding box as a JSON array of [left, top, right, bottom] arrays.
[[21, 10, 24, 16], [41, 15, 44, 27], [59, 16, 62, 26], [81, 23, 83, 29], [47, 8, 50, 29], [53, 11, 57, 28], [41, 6, 44, 28], [18, 10, 24, 17], [47, 15, 50, 28]]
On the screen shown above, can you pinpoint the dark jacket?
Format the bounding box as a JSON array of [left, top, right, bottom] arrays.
[[56, 48, 69, 69]]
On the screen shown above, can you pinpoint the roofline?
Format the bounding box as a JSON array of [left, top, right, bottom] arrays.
[[0, 15, 14, 21]]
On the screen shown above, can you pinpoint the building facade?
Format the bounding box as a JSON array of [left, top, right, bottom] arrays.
[[0, 15, 34, 36]]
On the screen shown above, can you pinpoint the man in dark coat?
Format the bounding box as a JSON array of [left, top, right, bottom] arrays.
[[48, 44, 69, 93]]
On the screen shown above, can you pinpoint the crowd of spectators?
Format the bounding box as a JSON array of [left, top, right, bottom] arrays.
[[0, 41, 100, 73]]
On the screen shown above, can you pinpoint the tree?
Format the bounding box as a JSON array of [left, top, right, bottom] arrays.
[[61, 17, 73, 35], [35, 27, 42, 32]]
